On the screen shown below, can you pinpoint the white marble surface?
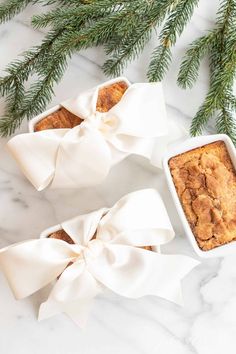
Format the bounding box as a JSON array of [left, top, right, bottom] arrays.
[[0, 2, 236, 354]]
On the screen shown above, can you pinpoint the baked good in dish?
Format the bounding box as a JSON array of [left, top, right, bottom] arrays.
[[34, 107, 83, 131], [34, 81, 129, 132], [169, 141, 236, 251], [49, 230, 152, 251], [49, 229, 74, 244]]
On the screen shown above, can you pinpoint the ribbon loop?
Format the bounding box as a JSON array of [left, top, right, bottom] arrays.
[[0, 238, 79, 299]]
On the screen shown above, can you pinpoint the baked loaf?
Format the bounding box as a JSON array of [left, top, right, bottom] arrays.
[[49, 230, 74, 244], [169, 141, 236, 251], [34, 81, 129, 132]]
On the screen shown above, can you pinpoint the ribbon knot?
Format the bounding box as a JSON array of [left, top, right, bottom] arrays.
[[0, 189, 199, 327], [6, 77, 186, 191], [99, 115, 119, 136], [82, 239, 104, 261], [85, 111, 118, 136]]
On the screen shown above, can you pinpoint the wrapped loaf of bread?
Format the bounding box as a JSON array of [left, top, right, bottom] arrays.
[[7, 77, 169, 190], [34, 81, 128, 131], [0, 189, 199, 327]]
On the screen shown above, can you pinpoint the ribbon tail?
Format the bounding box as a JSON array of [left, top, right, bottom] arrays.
[[108, 135, 157, 160], [87, 245, 199, 305], [39, 296, 94, 328], [7, 130, 67, 191], [38, 261, 102, 326], [66, 297, 95, 328], [0, 239, 77, 299], [109, 117, 187, 164], [51, 124, 112, 189], [147, 255, 198, 306]]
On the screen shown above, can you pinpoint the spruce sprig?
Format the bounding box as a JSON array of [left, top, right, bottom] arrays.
[[0, 0, 235, 142], [0, 27, 68, 135], [0, 0, 32, 23], [178, 0, 236, 142], [177, 32, 216, 89], [147, 0, 199, 81], [103, 0, 175, 77]]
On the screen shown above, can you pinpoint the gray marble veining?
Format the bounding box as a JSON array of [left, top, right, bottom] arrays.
[[0, 2, 235, 353]]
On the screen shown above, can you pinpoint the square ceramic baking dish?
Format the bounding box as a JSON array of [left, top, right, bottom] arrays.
[[163, 134, 236, 258]]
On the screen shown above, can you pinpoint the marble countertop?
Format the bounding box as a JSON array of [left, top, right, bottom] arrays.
[[0, 2, 236, 354]]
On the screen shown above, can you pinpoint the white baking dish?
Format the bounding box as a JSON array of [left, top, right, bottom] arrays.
[[163, 134, 236, 258]]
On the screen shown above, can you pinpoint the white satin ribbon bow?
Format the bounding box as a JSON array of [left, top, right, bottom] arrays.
[[0, 189, 199, 327], [7, 77, 184, 190]]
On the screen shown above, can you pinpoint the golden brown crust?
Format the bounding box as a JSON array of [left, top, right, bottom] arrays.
[[169, 141, 236, 251], [96, 81, 128, 112], [143, 246, 152, 251], [34, 81, 129, 132], [34, 107, 83, 132], [49, 229, 75, 244]]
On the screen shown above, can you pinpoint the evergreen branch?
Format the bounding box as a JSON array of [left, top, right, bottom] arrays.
[[160, 0, 199, 46], [52, 11, 128, 55], [147, 0, 199, 81], [0, 77, 26, 136], [0, 0, 32, 23], [0, 52, 68, 137], [41, 0, 105, 5], [0, 0, 236, 141], [103, 0, 176, 76], [0, 27, 66, 96], [22, 53, 68, 119], [32, 1, 119, 28], [189, 0, 236, 140], [177, 32, 216, 89], [0, 116, 20, 137], [216, 107, 236, 144], [0, 27, 69, 135], [190, 96, 215, 136], [5, 79, 25, 117], [226, 93, 236, 111], [147, 45, 172, 82], [103, 28, 152, 77], [40, 0, 90, 5], [216, 0, 236, 25]]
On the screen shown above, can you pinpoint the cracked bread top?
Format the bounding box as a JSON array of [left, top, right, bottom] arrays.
[[169, 141, 236, 251], [34, 81, 129, 132]]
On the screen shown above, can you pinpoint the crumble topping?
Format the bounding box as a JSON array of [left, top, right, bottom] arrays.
[[169, 141, 236, 251]]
